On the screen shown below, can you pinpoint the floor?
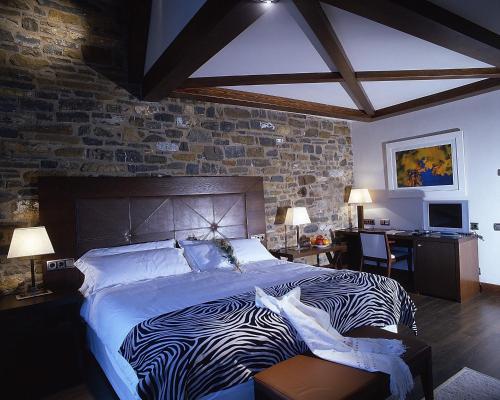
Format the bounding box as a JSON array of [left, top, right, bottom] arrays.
[[44, 287, 500, 400]]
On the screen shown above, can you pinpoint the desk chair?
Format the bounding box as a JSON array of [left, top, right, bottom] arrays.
[[359, 231, 410, 278]]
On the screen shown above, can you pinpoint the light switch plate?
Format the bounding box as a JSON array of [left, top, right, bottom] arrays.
[[380, 219, 391, 226], [250, 234, 266, 241]]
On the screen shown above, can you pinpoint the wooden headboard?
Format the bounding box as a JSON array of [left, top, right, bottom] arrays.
[[39, 176, 266, 289]]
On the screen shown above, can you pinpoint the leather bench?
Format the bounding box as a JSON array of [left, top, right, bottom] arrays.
[[254, 326, 433, 400]]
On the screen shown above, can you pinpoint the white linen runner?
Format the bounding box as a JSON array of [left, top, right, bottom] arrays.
[[255, 286, 414, 400]]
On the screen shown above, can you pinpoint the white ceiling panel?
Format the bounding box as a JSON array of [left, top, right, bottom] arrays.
[[429, 0, 500, 35], [226, 83, 358, 109], [192, 3, 332, 78], [320, 3, 493, 71], [362, 79, 484, 109]]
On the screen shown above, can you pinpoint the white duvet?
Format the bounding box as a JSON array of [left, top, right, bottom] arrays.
[[81, 260, 325, 395]]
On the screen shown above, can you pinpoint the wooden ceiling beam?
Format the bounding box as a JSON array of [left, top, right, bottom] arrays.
[[142, 0, 268, 101], [290, 0, 375, 115], [181, 72, 344, 88], [180, 68, 500, 88], [321, 0, 500, 67], [373, 78, 500, 121], [357, 68, 500, 81], [127, 0, 152, 85], [172, 87, 371, 122]]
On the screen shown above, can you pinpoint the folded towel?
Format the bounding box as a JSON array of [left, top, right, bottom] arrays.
[[255, 286, 414, 400]]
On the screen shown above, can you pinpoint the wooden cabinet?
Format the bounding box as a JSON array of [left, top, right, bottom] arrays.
[[334, 230, 480, 302], [414, 236, 479, 302], [0, 290, 84, 399]]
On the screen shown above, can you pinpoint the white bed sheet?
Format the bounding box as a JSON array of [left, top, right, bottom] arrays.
[[82, 260, 325, 399]]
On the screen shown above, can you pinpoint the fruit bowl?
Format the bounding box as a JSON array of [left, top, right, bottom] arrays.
[[309, 234, 331, 247]]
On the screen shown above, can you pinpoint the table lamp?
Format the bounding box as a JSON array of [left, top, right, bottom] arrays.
[[284, 207, 311, 250], [7, 226, 55, 300], [348, 188, 372, 230]]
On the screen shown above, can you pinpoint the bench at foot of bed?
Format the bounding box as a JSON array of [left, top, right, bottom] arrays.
[[254, 326, 433, 400]]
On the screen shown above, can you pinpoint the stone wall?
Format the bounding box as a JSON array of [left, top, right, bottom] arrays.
[[0, 0, 353, 294]]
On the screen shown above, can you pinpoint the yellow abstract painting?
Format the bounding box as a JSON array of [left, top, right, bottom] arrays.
[[395, 144, 453, 188]]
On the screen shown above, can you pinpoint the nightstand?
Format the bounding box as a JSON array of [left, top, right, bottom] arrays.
[[0, 289, 84, 399], [270, 243, 348, 268]]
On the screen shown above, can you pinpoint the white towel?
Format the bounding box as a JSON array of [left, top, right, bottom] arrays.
[[255, 286, 414, 400]]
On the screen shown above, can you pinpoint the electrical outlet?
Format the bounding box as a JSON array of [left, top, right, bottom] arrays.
[[380, 219, 391, 226], [363, 219, 375, 225], [46, 258, 75, 271], [250, 234, 266, 241], [494, 223, 500, 231], [470, 222, 479, 230]]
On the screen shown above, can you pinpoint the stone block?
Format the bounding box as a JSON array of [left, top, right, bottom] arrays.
[[224, 145, 245, 158]]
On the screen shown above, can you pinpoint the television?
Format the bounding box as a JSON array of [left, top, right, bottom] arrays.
[[423, 200, 469, 234]]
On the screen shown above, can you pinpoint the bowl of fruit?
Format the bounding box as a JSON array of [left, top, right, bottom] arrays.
[[310, 234, 331, 248]]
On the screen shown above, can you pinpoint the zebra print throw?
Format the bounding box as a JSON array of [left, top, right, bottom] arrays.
[[120, 270, 416, 400]]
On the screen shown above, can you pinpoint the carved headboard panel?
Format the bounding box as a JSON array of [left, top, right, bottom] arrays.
[[39, 176, 265, 289]]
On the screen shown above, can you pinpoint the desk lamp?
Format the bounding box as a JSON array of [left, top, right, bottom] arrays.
[[284, 207, 311, 250], [7, 226, 55, 300], [348, 189, 372, 230]]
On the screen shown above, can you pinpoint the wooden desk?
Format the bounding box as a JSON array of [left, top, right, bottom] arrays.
[[334, 229, 480, 302], [270, 243, 347, 268]]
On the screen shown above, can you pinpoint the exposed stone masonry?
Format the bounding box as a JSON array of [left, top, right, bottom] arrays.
[[0, 0, 353, 294]]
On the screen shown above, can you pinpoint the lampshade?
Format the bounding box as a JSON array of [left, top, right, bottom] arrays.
[[7, 226, 55, 259], [348, 188, 372, 204], [284, 207, 311, 226]]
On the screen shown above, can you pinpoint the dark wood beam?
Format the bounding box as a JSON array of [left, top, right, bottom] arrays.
[[127, 0, 152, 85], [172, 87, 371, 122], [291, 0, 375, 115], [321, 0, 500, 67], [373, 78, 500, 120], [181, 72, 344, 88], [357, 68, 500, 81], [180, 68, 500, 88], [142, 0, 268, 101]]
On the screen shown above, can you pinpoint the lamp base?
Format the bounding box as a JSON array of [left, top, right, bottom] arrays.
[[16, 288, 52, 300]]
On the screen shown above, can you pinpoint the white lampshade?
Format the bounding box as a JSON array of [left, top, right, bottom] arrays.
[[348, 188, 372, 204], [7, 226, 55, 259], [284, 207, 311, 226]]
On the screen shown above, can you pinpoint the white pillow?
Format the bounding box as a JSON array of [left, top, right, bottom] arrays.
[[178, 240, 234, 272], [228, 238, 276, 265], [75, 239, 176, 271], [76, 247, 191, 296]]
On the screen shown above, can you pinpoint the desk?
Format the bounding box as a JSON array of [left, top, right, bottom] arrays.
[[270, 243, 347, 268], [334, 229, 479, 302]]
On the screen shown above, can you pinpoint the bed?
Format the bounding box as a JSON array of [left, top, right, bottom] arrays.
[[39, 177, 416, 400]]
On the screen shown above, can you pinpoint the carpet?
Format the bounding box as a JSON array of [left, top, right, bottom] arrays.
[[426, 367, 500, 400]]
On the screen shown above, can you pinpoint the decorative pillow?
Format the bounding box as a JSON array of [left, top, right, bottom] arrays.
[[76, 247, 191, 296], [75, 239, 176, 272], [178, 240, 234, 272], [228, 238, 276, 265]]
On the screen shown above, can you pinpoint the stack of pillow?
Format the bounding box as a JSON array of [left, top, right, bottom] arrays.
[[75, 238, 276, 296]]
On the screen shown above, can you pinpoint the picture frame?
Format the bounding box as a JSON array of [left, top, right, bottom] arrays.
[[384, 129, 466, 195]]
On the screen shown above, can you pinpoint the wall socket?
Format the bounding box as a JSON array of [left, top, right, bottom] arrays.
[[470, 222, 479, 230], [47, 258, 75, 271], [380, 219, 391, 226], [494, 223, 500, 231], [363, 219, 375, 225]]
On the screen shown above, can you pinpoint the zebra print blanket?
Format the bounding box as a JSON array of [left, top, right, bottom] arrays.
[[120, 270, 416, 400]]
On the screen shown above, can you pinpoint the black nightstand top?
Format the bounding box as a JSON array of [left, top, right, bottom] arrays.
[[0, 289, 83, 316]]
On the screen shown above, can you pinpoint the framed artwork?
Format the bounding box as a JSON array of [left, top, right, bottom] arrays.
[[384, 130, 466, 194]]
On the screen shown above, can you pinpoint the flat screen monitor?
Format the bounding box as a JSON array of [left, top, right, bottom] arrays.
[[423, 200, 469, 234]]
